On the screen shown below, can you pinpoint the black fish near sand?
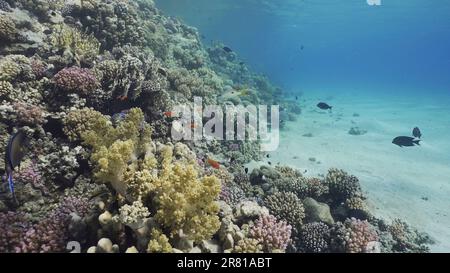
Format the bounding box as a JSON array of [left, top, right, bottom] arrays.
[[223, 46, 233, 53], [4, 130, 28, 204], [413, 127, 422, 138], [317, 102, 332, 110], [392, 136, 421, 147]]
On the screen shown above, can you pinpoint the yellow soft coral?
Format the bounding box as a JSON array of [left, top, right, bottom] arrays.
[[82, 108, 152, 199], [153, 145, 221, 242], [147, 228, 173, 253], [82, 108, 220, 241]]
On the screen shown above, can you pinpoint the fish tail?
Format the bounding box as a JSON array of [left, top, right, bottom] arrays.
[[7, 173, 17, 203], [414, 140, 421, 146]]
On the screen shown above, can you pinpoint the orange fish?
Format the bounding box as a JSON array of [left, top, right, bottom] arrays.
[[117, 95, 128, 101], [207, 158, 220, 169], [164, 111, 174, 118]]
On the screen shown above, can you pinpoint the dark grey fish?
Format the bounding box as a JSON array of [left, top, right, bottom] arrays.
[[392, 136, 421, 147], [223, 46, 233, 53], [412, 127, 422, 139], [4, 130, 28, 204], [317, 102, 332, 110], [244, 167, 248, 174]]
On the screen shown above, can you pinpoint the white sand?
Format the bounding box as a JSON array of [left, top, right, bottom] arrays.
[[267, 89, 450, 252]]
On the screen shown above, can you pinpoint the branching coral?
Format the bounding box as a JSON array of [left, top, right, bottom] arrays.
[[13, 102, 45, 126], [0, 196, 91, 253], [53, 67, 99, 95], [249, 214, 292, 252], [298, 222, 331, 253], [331, 218, 379, 253], [232, 238, 263, 253], [264, 192, 305, 231], [325, 168, 363, 202], [63, 107, 107, 142], [0, 80, 13, 98], [97, 46, 167, 101], [50, 24, 100, 65], [0, 14, 16, 41], [0, 55, 34, 82], [388, 219, 432, 253]]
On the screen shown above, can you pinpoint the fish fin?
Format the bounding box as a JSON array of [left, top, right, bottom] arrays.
[[7, 173, 17, 203]]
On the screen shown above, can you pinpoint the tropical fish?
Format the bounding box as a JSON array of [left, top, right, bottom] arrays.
[[412, 127, 422, 139], [4, 130, 28, 204], [244, 167, 249, 174], [207, 158, 220, 169], [112, 109, 130, 124], [164, 111, 175, 118], [317, 102, 332, 110], [223, 46, 233, 53], [157, 67, 167, 77], [116, 95, 128, 101], [392, 136, 421, 147], [189, 123, 198, 129]]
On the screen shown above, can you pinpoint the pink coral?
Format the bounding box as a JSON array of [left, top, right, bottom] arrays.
[[13, 102, 45, 126], [53, 67, 98, 95], [250, 214, 292, 252], [0, 212, 30, 253], [16, 161, 48, 196], [332, 217, 379, 253], [0, 197, 91, 253], [19, 196, 91, 253]]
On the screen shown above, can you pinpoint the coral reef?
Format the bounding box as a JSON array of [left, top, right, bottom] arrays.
[[0, 0, 432, 254], [331, 218, 379, 253]]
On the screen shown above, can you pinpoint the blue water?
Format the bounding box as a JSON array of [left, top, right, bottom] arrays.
[[155, 0, 450, 95]]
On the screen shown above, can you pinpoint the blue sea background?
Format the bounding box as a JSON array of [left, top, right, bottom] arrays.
[[155, 0, 450, 95], [154, 0, 450, 251]]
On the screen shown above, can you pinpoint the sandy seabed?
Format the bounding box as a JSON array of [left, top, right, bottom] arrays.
[[264, 89, 450, 252]]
